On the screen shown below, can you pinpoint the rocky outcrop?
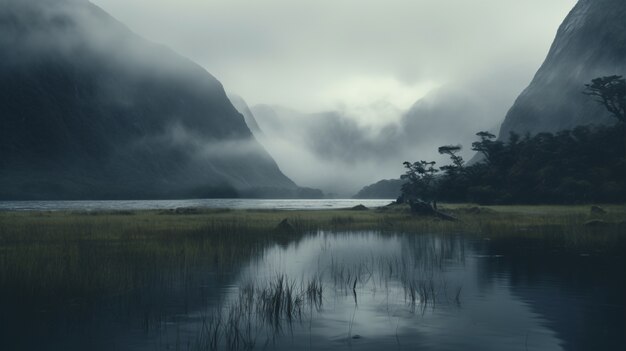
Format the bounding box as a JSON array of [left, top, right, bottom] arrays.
[[498, 0, 626, 139]]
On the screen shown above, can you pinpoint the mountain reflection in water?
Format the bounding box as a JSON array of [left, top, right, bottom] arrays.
[[2, 231, 624, 350]]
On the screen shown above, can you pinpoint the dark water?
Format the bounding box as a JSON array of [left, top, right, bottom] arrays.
[[0, 199, 393, 212], [2, 231, 625, 350]]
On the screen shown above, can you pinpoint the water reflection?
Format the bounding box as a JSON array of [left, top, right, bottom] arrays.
[[191, 232, 565, 350], [474, 237, 626, 350], [2, 231, 625, 350]]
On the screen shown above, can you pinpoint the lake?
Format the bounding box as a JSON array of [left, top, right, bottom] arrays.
[[2, 230, 624, 350], [0, 199, 393, 212]]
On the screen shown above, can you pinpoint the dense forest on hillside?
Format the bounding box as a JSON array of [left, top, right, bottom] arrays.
[[400, 77, 626, 205]]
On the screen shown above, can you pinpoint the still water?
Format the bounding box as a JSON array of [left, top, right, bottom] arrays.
[[0, 199, 393, 211], [2, 231, 625, 350]]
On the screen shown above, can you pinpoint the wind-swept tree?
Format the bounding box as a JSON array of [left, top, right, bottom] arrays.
[[585, 75, 626, 156], [438, 145, 464, 173], [395, 77, 626, 205], [471, 131, 497, 164], [437, 145, 468, 202]]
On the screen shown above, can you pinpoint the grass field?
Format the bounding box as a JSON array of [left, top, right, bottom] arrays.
[[0, 204, 624, 305], [3, 203, 625, 239]]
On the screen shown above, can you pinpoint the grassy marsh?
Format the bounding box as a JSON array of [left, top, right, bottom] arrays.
[[0, 204, 622, 308], [0, 204, 625, 350]]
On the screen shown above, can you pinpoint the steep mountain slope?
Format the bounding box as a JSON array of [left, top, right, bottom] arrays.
[[227, 94, 264, 138], [498, 0, 626, 138], [0, 0, 299, 199]]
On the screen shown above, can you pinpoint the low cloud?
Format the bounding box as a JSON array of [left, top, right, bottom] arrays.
[[93, 0, 576, 117], [15, 0, 578, 195], [245, 81, 503, 195]]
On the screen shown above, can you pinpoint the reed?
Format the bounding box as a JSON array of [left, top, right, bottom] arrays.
[[190, 274, 324, 350], [0, 204, 624, 350]]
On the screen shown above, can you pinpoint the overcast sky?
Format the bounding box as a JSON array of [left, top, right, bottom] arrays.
[[89, 0, 578, 194], [92, 0, 576, 115]]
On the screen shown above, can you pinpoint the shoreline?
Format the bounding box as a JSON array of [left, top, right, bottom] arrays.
[[1, 203, 624, 341], [0, 198, 395, 212], [2, 203, 625, 238]]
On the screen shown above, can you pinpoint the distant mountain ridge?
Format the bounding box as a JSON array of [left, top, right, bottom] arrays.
[[0, 0, 303, 199], [356, 0, 626, 196], [249, 88, 496, 195], [498, 0, 626, 138], [353, 179, 405, 199]]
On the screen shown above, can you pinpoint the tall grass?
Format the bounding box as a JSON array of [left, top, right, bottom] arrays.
[[191, 274, 324, 351], [0, 205, 624, 350], [1, 205, 623, 306]]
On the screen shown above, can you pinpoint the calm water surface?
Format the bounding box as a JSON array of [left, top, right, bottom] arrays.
[[2, 231, 624, 350], [0, 199, 393, 211]]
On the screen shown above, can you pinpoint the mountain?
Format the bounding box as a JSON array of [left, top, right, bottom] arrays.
[[353, 179, 405, 199], [250, 104, 405, 196], [498, 0, 626, 139], [401, 87, 500, 160], [227, 94, 264, 137], [252, 105, 401, 162], [0, 0, 303, 200], [249, 86, 498, 195]]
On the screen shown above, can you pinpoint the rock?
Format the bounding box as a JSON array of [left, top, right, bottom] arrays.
[[590, 206, 607, 215], [276, 219, 296, 233], [498, 0, 626, 139], [350, 204, 369, 211]]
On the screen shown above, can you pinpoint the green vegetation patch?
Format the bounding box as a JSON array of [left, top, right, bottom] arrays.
[[0, 205, 624, 309]]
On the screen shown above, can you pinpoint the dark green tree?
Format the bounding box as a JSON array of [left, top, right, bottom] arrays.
[[585, 75, 626, 156], [400, 160, 439, 206], [471, 131, 497, 164], [397, 79, 626, 205], [436, 145, 468, 202], [438, 145, 464, 171]]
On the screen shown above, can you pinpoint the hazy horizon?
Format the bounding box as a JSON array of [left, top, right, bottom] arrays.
[[90, 0, 578, 195]]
